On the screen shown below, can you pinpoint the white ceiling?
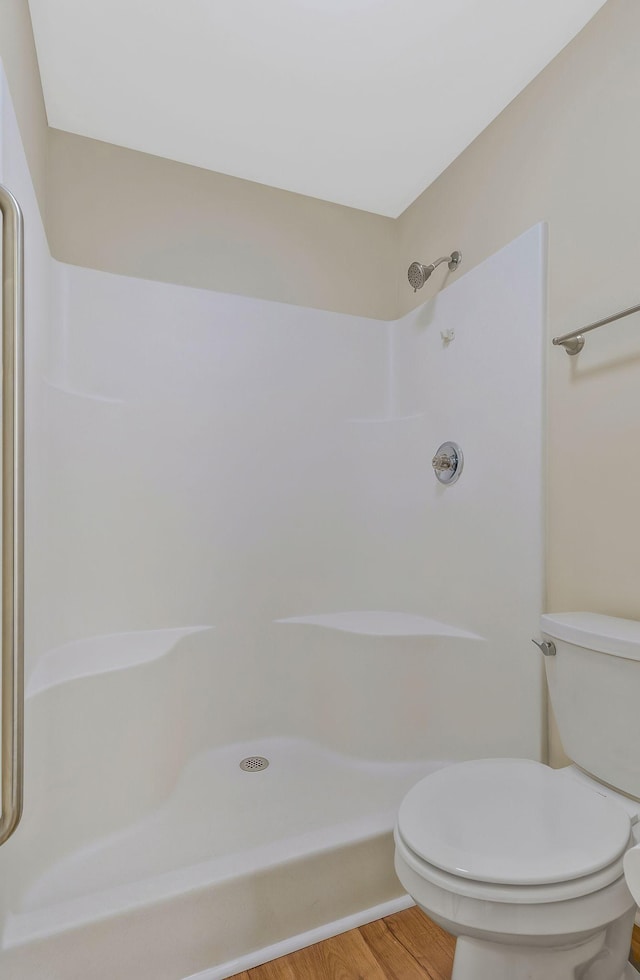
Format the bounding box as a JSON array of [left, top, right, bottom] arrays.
[[29, 0, 606, 217]]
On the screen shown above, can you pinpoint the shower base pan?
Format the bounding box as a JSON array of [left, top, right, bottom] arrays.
[[1, 738, 444, 980]]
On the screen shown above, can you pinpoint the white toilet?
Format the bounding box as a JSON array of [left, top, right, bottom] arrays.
[[395, 613, 640, 980]]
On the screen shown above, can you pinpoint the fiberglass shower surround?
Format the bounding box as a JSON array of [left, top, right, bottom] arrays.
[[0, 67, 544, 980]]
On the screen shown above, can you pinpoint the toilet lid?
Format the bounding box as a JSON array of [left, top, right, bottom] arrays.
[[397, 759, 631, 885]]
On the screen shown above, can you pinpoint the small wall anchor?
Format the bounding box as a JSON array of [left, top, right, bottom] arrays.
[[440, 329, 455, 346]]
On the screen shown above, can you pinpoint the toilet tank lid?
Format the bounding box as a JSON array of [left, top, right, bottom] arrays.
[[541, 612, 640, 661]]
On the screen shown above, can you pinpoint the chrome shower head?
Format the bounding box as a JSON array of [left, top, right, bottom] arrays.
[[407, 250, 462, 292], [407, 261, 434, 291]]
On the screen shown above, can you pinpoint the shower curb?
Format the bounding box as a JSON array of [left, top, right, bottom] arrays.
[[182, 894, 415, 980]]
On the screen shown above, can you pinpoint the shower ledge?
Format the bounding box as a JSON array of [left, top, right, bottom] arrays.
[[275, 611, 482, 640], [26, 626, 214, 698]]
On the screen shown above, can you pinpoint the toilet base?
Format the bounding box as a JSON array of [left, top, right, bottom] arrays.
[[448, 910, 639, 980]]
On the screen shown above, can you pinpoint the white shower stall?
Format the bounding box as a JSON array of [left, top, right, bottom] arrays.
[[0, 65, 546, 979]]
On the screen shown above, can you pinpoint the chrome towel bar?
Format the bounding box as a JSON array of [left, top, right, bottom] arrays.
[[0, 183, 24, 847], [553, 302, 640, 355]]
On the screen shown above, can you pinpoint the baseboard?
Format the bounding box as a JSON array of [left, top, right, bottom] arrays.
[[183, 894, 416, 980]]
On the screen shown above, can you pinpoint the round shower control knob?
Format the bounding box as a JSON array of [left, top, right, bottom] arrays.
[[432, 442, 463, 485]]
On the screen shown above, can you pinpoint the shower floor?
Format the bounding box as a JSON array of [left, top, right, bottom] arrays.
[[4, 737, 444, 970]]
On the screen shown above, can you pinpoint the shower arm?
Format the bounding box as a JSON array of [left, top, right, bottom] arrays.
[[428, 256, 456, 273]]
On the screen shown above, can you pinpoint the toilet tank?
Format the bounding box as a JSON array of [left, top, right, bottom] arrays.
[[541, 612, 640, 801]]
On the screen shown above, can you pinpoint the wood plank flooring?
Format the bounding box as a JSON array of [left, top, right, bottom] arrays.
[[232, 907, 454, 980], [232, 908, 640, 980], [632, 923, 640, 969]]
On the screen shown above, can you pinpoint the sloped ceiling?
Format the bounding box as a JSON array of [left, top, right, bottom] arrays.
[[29, 0, 606, 216]]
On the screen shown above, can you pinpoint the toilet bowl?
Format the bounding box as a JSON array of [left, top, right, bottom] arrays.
[[395, 613, 640, 980], [395, 759, 639, 980]]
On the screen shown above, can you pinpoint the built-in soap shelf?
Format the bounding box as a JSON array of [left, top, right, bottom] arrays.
[[275, 611, 481, 640], [26, 625, 214, 698]]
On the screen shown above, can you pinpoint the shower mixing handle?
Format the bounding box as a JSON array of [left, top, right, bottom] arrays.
[[432, 453, 454, 472], [431, 442, 463, 485]]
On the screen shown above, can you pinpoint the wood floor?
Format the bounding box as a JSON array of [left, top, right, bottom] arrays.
[[232, 908, 640, 980], [633, 925, 640, 969]]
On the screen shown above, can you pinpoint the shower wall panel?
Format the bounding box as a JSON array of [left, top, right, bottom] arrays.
[[16, 231, 542, 884], [41, 262, 390, 646], [390, 224, 546, 757], [33, 225, 545, 774]]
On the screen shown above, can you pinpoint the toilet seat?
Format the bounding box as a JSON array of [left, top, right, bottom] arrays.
[[397, 758, 631, 887], [395, 826, 630, 905]]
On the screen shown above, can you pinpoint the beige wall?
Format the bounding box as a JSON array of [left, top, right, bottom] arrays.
[[47, 129, 397, 320], [396, 0, 640, 763], [2, 0, 396, 319], [0, 0, 48, 215]]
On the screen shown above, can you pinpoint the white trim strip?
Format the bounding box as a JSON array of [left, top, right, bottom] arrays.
[[182, 895, 415, 980]]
